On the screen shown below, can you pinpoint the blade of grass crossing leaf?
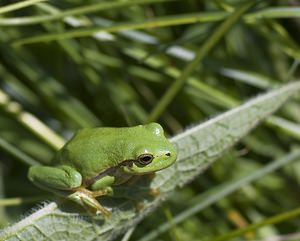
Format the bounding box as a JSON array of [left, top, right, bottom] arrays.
[[146, 1, 258, 122], [138, 149, 300, 241], [210, 206, 300, 241], [120, 227, 136, 241], [0, 0, 175, 26], [0, 0, 46, 15]]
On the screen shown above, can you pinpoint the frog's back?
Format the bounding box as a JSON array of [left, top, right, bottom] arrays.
[[53, 127, 131, 179]]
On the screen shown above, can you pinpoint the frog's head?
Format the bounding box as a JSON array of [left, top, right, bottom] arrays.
[[121, 123, 177, 174]]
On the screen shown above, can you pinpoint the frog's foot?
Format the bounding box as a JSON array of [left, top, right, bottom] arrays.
[[68, 188, 111, 217]]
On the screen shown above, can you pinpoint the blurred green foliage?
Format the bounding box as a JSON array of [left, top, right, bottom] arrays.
[[0, 0, 300, 240]]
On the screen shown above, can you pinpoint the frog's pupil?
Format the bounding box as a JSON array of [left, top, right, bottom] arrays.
[[141, 156, 151, 163], [137, 154, 153, 165]]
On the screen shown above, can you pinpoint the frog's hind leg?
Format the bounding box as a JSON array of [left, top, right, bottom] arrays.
[[29, 165, 110, 216], [28, 165, 82, 194]]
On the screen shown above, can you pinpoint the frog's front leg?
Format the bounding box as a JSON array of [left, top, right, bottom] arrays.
[[28, 165, 110, 216], [68, 187, 111, 216], [70, 175, 117, 216], [89, 175, 115, 194], [64, 175, 115, 216]]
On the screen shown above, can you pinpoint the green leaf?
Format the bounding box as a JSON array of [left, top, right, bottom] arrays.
[[1, 81, 299, 241]]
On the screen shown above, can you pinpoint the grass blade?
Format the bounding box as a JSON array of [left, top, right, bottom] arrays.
[[0, 0, 174, 26], [245, 7, 300, 20], [0, 138, 39, 166], [0, 0, 45, 15], [12, 12, 229, 46], [210, 206, 300, 241], [0, 89, 65, 150]]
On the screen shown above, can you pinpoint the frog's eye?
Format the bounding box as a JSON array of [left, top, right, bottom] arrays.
[[136, 154, 154, 166]]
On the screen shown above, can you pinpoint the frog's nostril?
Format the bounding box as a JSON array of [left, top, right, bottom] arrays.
[[165, 152, 171, 157]]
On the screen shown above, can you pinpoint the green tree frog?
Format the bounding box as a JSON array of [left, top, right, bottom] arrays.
[[28, 123, 177, 216]]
